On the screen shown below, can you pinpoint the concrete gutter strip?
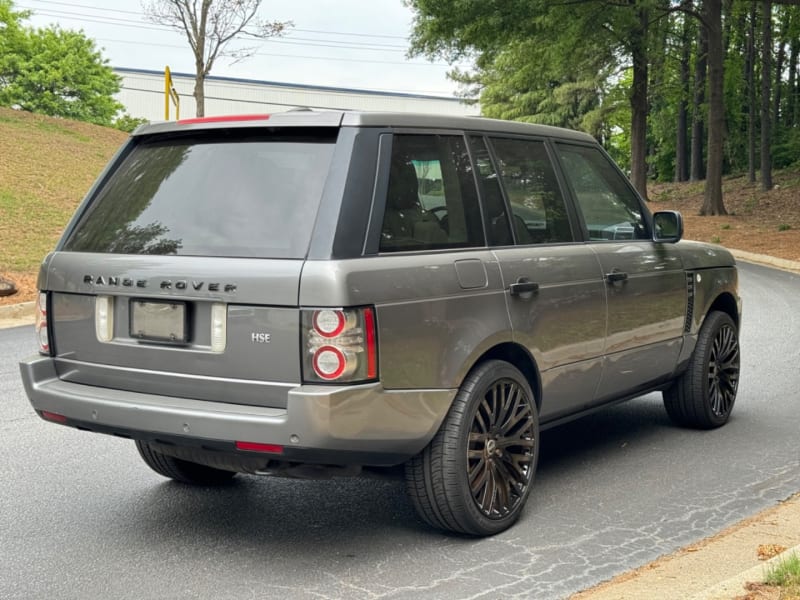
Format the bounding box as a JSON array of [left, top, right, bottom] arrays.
[[0, 300, 34, 329], [692, 543, 800, 600], [729, 249, 800, 273]]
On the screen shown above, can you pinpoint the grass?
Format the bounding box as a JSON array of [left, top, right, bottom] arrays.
[[763, 552, 800, 598], [0, 106, 127, 277]]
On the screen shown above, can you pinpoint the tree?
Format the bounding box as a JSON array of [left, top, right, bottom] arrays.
[[700, 0, 727, 215], [760, 0, 773, 191], [0, 0, 122, 125], [143, 0, 291, 117]]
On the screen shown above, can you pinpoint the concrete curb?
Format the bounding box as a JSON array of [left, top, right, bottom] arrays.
[[692, 543, 800, 600], [0, 300, 34, 329], [729, 248, 800, 273]]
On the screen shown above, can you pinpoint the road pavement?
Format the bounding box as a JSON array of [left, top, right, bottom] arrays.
[[1, 262, 798, 599]]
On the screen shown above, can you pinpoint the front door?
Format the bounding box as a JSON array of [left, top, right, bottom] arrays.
[[554, 143, 687, 401]]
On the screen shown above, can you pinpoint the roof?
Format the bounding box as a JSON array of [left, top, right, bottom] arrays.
[[134, 110, 596, 143]]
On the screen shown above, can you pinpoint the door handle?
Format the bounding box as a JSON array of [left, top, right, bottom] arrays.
[[509, 277, 539, 297], [605, 269, 628, 283]]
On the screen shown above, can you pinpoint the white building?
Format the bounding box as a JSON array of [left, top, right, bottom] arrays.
[[114, 67, 479, 121]]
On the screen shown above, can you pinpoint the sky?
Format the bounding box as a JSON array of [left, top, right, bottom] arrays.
[[19, 0, 470, 98]]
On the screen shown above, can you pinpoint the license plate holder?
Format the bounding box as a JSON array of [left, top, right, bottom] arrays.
[[130, 299, 188, 344]]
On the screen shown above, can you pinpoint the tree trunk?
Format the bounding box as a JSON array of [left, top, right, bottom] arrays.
[[788, 36, 799, 128], [194, 71, 205, 117], [747, 5, 757, 184], [773, 15, 788, 131], [629, 6, 649, 199], [701, 0, 726, 216], [761, 0, 773, 191], [676, 6, 691, 182], [691, 18, 708, 182]]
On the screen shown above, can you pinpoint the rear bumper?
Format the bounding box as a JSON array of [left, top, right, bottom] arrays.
[[19, 355, 455, 466]]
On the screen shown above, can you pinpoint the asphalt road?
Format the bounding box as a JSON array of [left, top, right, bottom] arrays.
[[1, 261, 798, 600]]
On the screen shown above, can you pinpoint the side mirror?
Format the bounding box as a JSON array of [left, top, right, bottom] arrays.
[[653, 210, 683, 243]]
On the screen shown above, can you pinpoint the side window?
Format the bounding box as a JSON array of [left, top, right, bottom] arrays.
[[488, 138, 574, 244], [556, 144, 649, 241], [380, 135, 484, 252], [469, 136, 513, 246]]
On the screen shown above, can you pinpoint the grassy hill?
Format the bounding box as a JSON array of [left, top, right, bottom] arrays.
[[0, 107, 127, 302], [0, 107, 798, 305]]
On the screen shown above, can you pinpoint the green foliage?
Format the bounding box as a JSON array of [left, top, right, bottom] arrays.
[[0, 0, 122, 125], [778, 223, 792, 231], [764, 552, 800, 587], [113, 114, 148, 133], [773, 127, 800, 169], [408, 0, 800, 189]]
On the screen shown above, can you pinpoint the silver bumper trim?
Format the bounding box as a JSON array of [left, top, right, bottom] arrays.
[[19, 355, 455, 459]]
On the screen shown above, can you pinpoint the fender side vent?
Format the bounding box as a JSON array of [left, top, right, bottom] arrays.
[[684, 272, 695, 333]]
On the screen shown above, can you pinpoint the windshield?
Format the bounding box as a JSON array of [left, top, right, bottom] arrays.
[[64, 129, 337, 259]]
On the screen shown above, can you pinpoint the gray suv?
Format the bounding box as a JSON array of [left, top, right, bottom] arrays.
[[20, 111, 741, 536]]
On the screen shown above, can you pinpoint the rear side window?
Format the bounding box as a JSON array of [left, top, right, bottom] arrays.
[[64, 130, 337, 259], [380, 134, 484, 252], [555, 144, 649, 241], [488, 137, 574, 244]]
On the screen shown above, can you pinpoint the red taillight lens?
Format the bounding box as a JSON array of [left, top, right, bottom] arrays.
[[35, 291, 50, 355], [302, 306, 378, 384]]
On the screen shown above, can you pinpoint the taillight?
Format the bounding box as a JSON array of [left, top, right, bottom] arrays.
[[35, 292, 50, 355], [302, 307, 378, 383]]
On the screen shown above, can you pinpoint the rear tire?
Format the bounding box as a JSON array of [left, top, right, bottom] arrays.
[[135, 441, 237, 485], [405, 360, 539, 536], [664, 311, 740, 429]]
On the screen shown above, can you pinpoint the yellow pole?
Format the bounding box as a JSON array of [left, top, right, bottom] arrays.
[[164, 66, 171, 120]]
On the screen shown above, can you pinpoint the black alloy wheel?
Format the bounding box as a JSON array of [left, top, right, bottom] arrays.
[[664, 310, 740, 429], [467, 378, 536, 520], [405, 360, 540, 536]]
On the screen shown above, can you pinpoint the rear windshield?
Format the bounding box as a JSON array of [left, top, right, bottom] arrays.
[[63, 129, 337, 259]]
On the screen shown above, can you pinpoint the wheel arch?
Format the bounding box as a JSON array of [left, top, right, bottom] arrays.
[[705, 291, 740, 329], [465, 342, 542, 411]]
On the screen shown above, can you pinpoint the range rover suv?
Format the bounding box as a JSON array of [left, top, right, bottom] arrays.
[[20, 111, 741, 536]]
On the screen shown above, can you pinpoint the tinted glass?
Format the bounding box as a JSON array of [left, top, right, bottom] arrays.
[[380, 134, 484, 252], [469, 136, 513, 246], [489, 138, 573, 244], [64, 130, 336, 258], [556, 144, 649, 241]]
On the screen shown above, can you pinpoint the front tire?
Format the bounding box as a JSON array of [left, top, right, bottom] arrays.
[[405, 360, 539, 536], [664, 310, 740, 429], [135, 441, 237, 485]]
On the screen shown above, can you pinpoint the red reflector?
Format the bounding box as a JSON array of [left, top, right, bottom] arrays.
[[41, 411, 67, 423], [178, 114, 270, 125], [235, 441, 284, 454], [364, 307, 377, 379]]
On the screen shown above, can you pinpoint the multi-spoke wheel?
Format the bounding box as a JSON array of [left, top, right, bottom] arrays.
[[664, 311, 740, 429], [405, 360, 539, 536]]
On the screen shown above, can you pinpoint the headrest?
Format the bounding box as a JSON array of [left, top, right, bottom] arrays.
[[387, 157, 419, 210]]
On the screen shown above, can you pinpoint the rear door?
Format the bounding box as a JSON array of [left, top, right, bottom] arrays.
[[553, 142, 686, 400], [46, 126, 339, 409], [471, 135, 607, 422]]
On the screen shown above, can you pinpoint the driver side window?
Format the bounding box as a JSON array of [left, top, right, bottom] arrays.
[[556, 144, 649, 241]]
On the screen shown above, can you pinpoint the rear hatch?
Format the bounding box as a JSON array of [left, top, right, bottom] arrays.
[[45, 119, 340, 409]]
